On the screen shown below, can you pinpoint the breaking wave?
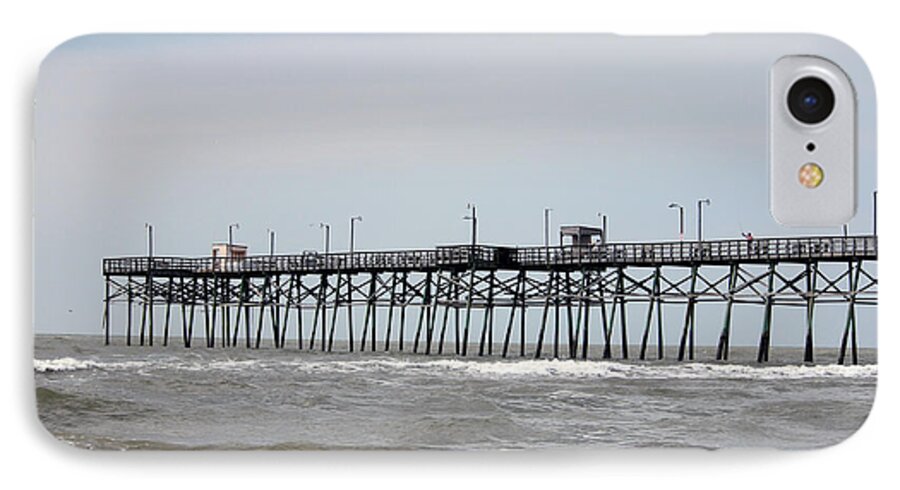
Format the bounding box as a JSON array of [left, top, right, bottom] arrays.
[[35, 355, 876, 380], [34, 357, 151, 373]]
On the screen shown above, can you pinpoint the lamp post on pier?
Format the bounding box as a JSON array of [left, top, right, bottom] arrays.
[[267, 228, 276, 256], [697, 198, 711, 242], [228, 223, 239, 253], [544, 208, 552, 260], [145, 222, 154, 260], [668, 203, 684, 241], [318, 223, 331, 254], [597, 212, 608, 245], [873, 190, 878, 235], [463, 204, 477, 261], [350, 216, 363, 255]]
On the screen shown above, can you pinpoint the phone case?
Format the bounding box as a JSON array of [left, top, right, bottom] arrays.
[[33, 34, 877, 450]]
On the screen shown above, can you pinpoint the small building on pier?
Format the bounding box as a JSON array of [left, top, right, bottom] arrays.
[[212, 243, 248, 259], [211, 243, 248, 272], [560, 225, 604, 247]]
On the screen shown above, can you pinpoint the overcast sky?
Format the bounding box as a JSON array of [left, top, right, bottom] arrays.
[[34, 34, 876, 348]]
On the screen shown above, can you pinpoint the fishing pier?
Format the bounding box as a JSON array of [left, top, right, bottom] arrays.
[[101, 234, 877, 364]]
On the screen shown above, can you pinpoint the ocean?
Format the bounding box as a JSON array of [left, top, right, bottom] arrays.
[[34, 335, 876, 450]]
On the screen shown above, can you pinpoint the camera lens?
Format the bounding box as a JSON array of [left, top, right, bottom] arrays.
[[787, 77, 835, 124]]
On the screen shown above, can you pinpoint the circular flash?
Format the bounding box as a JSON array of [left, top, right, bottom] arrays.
[[798, 162, 824, 188]]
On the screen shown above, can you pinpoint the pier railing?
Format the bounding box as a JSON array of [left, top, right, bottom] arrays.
[[103, 235, 876, 276], [515, 235, 877, 268]]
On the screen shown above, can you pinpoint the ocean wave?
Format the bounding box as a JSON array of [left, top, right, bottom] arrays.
[[281, 358, 877, 380], [33, 357, 151, 373], [34, 357, 102, 373], [34, 355, 877, 380], [436, 359, 878, 380]]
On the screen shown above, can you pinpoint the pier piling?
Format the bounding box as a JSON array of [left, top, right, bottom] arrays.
[[100, 235, 875, 364]]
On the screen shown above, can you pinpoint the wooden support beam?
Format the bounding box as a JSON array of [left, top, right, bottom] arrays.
[[412, 297, 426, 353], [256, 276, 269, 349], [385, 273, 397, 352], [328, 272, 341, 352], [535, 272, 553, 359], [187, 277, 195, 348], [103, 276, 111, 346], [554, 271, 561, 359], [804, 263, 817, 363], [310, 274, 325, 350], [203, 277, 211, 348], [148, 275, 154, 347], [180, 277, 189, 348], [478, 272, 494, 356], [243, 293, 251, 349], [399, 272, 408, 352], [655, 280, 663, 360], [269, 274, 281, 349], [279, 275, 290, 349], [851, 267, 860, 365], [640, 267, 661, 360], [617, 267, 628, 360], [221, 278, 230, 348], [413, 271, 433, 354], [566, 272, 576, 359], [346, 272, 354, 352], [600, 270, 611, 359], [462, 269, 475, 356], [520, 275, 527, 358], [502, 272, 524, 358], [455, 275, 462, 355], [163, 278, 173, 347], [296, 275, 304, 350], [678, 265, 698, 361], [210, 277, 217, 348], [757, 263, 777, 363], [839, 261, 862, 365], [140, 284, 147, 347], [361, 273, 377, 352], [488, 272, 496, 355], [716, 264, 738, 361], [232, 277, 245, 347], [438, 271, 456, 355], [426, 272, 439, 355], [369, 274, 377, 351], [580, 272, 590, 360]]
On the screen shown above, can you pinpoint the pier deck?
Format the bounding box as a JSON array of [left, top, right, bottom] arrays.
[[103, 235, 877, 276]]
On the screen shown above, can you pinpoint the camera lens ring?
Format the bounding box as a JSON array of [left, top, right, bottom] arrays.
[[787, 77, 835, 125]]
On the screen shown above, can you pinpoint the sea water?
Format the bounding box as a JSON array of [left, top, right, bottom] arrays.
[[34, 335, 876, 450]]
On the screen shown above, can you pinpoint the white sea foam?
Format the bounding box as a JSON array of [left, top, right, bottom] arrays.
[[33, 357, 151, 373], [34, 355, 876, 380], [34, 357, 100, 373], [280, 357, 877, 380]]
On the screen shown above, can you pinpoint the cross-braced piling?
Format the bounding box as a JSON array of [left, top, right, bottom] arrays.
[[101, 235, 877, 364]]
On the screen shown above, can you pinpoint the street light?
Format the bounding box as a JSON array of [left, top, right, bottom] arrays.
[[544, 208, 553, 247], [349, 215, 363, 254], [317, 222, 331, 254], [266, 228, 276, 256], [697, 199, 711, 242], [873, 190, 878, 235], [597, 212, 608, 245], [144, 222, 154, 259], [668, 203, 684, 241], [462, 204, 477, 251], [228, 223, 240, 252]]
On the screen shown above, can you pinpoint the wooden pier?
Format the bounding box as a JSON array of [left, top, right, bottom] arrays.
[[101, 235, 877, 364]]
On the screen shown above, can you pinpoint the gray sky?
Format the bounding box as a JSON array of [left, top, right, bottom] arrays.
[[34, 34, 876, 347]]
